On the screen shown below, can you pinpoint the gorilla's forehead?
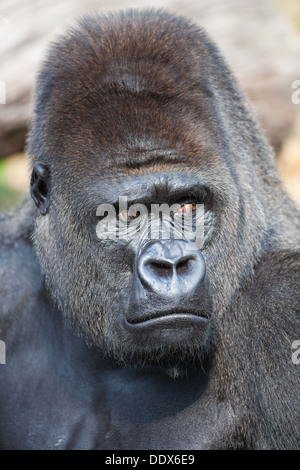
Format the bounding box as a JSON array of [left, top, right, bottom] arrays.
[[69, 132, 227, 209], [70, 133, 225, 195], [87, 168, 211, 207], [98, 134, 221, 168], [60, 118, 227, 204], [48, 76, 220, 167], [59, 90, 223, 176]]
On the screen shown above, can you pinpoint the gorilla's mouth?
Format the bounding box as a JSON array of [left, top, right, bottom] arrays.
[[123, 311, 211, 348], [125, 310, 209, 327]]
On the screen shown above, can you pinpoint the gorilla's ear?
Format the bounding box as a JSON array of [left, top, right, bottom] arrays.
[[30, 163, 50, 216]]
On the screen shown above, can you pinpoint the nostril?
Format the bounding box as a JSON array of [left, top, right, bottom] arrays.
[[147, 260, 173, 277], [176, 258, 193, 274]]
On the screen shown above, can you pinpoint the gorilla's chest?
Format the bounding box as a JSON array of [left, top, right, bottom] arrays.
[[0, 361, 234, 450]]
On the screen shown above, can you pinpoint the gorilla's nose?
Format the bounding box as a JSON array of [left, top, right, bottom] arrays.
[[137, 240, 206, 298]]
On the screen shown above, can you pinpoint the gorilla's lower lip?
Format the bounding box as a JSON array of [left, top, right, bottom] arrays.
[[125, 312, 208, 328], [123, 313, 211, 349]]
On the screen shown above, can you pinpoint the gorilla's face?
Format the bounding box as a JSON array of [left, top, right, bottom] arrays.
[[32, 137, 257, 378], [33, 160, 226, 373]]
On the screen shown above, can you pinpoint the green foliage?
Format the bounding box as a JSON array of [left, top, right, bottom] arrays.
[[0, 159, 24, 212]]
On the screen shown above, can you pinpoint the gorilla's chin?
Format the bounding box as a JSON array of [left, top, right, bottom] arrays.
[[99, 315, 217, 379], [105, 343, 213, 379]]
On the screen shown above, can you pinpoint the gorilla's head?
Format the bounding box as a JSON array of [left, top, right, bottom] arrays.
[[28, 10, 269, 376]]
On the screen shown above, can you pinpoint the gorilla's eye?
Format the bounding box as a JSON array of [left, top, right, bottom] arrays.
[[119, 210, 140, 221], [176, 202, 197, 214]]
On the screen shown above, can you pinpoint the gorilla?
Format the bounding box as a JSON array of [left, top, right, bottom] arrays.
[[0, 9, 299, 450]]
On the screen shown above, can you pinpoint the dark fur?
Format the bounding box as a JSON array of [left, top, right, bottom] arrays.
[[0, 9, 299, 449]]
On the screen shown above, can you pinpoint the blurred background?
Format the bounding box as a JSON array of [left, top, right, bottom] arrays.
[[0, 0, 300, 211]]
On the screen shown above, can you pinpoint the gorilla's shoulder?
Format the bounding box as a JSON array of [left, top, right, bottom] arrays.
[[0, 199, 43, 320]]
